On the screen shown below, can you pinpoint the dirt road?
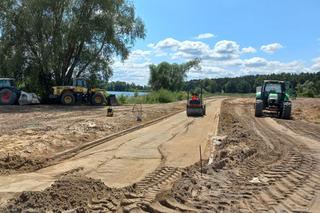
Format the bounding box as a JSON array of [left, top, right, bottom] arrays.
[[164, 99, 320, 213], [0, 102, 185, 164], [0, 99, 222, 199], [2, 97, 320, 212]]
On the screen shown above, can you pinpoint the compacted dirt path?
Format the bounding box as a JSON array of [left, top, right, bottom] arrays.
[[0, 103, 185, 165], [2, 97, 320, 212], [0, 99, 222, 201]]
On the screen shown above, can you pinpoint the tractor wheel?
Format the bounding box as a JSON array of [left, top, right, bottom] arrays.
[[91, 93, 105, 106], [255, 100, 263, 117], [0, 88, 17, 105], [281, 102, 292, 119], [61, 92, 75, 105]]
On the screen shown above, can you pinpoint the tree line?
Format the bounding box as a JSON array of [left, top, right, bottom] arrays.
[[106, 81, 149, 92], [185, 72, 320, 97], [147, 60, 320, 97]]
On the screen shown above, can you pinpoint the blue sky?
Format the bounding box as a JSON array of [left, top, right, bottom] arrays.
[[111, 0, 320, 85]]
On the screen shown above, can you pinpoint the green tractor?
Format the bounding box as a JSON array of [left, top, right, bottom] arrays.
[[255, 80, 292, 119]]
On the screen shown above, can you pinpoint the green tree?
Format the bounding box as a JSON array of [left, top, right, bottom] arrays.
[[0, 0, 145, 100], [149, 59, 201, 91], [237, 80, 251, 93]]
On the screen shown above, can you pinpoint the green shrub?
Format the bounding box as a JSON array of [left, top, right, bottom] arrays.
[[301, 90, 315, 98], [117, 89, 188, 105], [134, 90, 139, 97], [155, 89, 175, 103], [118, 94, 127, 104]]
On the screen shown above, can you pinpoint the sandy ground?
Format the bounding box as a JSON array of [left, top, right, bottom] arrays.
[[160, 98, 320, 212], [292, 98, 320, 123], [1, 97, 320, 212], [0, 98, 222, 210], [0, 103, 185, 174]]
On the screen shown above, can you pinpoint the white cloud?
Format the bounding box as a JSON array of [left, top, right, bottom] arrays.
[[241, 46, 257, 54], [147, 43, 155, 48], [311, 57, 320, 71], [151, 37, 180, 50], [261, 43, 283, 54], [130, 49, 151, 59], [178, 40, 210, 54], [242, 58, 309, 76], [173, 40, 210, 59], [110, 49, 152, 85], [214, 40, 240, 54], [208, 40, 241, 61], [152, 38, 242, 61], [111, 60, 150, 85], [194, 33, 215, 39], [244, 57, 268, 67], [111, 37, 317, 85]]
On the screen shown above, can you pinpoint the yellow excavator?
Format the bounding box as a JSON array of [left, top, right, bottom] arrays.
[[50, 78, 118, 106]]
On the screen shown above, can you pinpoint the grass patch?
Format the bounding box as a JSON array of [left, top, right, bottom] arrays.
[[118, 89, 187, 104], [117, 90, 258, 105]]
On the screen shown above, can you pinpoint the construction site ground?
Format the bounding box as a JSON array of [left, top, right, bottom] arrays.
[[0, 97, 320, 212], [0, 102, 185, 174]]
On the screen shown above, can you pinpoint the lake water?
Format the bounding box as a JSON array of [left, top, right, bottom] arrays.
[[107, 91, 149, 97]]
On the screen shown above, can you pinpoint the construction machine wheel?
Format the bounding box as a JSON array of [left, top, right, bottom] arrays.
[[61, 92, 75, 105], [91, 93, 105, 106], [0, 88, 17, 105], [186, 106, 204, 117], [255, 100, 263, 117], [186, 107, 192, 117], [281, 102, 291, 119]]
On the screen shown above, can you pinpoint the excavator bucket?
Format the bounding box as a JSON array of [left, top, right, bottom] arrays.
[[107, 94, 119, 106]]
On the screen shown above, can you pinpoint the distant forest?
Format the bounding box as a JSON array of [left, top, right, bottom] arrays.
[[106, 81, 150, 92], [108, 72, 320, 97], [185, 72, 320, 97]]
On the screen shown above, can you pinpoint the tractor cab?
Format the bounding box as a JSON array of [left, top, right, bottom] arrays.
[[255, 80, 292, 119], [261, 80, 286, 109], [0, 78, 16, 88]]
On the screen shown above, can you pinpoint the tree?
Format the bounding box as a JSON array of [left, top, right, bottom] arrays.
[[149, 59, 201, 91], [237, 79, 251, 93], [185, 72, 320, 97], [0, 0, 145, 99]]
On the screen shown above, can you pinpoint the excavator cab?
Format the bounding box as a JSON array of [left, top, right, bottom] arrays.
[[73, 78, 88, 88]]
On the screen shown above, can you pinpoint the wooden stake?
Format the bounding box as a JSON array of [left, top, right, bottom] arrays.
[[199, 145, 202, 176]]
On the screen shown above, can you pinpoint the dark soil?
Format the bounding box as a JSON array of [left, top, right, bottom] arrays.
[[0, 155, 46, 175], [3, 174, 125, 213]]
